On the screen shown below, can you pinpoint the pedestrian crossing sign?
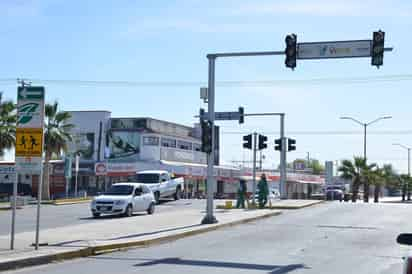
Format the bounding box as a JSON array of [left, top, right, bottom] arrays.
[[15, 128, 43, 157]]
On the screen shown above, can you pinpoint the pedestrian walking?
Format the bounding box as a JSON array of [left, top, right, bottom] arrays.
[[236, 180, 247, 208], [257, 173, 269, 209]]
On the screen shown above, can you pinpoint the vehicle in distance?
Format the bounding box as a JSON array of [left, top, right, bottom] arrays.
[[91, 183, 155, 218], [135, 170, 184, 203]]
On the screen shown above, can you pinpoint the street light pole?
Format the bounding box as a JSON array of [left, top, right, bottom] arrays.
[[393, 143, 411, 200], [340, 115, 392, 161]]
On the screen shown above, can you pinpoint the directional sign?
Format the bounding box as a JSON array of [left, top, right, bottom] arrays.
[[297, 40, 372, 60], [15, 128, 43, 157], [202, 111, 241, 121], [18, 86, 45, 100]]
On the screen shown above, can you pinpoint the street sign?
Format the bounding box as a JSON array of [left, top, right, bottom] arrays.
[[95, 162, 107, 176], [15, 128, 43, 157], [15, 157, 42, 173], [64, 157, 72, 179], [17, 87, 45, 128], [18, 86, 45, 100], [203, 111, 241, 121], [297, 40, 372, 60]]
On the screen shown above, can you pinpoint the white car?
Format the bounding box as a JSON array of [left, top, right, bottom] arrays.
[[91, 183, 156, 218], [397, 234, 412, 274]]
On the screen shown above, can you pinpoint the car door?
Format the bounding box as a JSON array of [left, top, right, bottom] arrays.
[[141, 185, 153, 209], [133, 186, 145, 211], [159, 173, 170, 197]]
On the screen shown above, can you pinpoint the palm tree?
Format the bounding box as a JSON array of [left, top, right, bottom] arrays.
[[0, 100, 16, 158], [367, 166, 385, 203], [339, 157, 365, 202], [43, 102, 74, 200], [363, 162, 377, 203]]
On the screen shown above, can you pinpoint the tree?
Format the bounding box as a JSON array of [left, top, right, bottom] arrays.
[[338, 157, 375, 203], [367, 166, 385, 203], [43, 102, 74, 200], [362, 162, 377, 203], [0, 100, 16, 158]]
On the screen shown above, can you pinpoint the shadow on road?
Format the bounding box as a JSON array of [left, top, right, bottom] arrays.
[[78, 213, 147, 220], [50, 224, 203, 247], [132, 257, 308, 273]]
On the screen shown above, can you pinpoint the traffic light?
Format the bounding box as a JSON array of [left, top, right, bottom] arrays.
[[371, 30, 385, 68], [274, 138, 282, 151], [287, 138, 296, 152], [201, 120, 212, 153], [258, 134, 268, 150], [285, 34, 297, 70], [243, 134, 252, 150], [238, 107, 244, 124]]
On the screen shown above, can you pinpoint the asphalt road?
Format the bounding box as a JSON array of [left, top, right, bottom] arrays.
[[0, 199, 206, 236], [5, 201, 412, 274]]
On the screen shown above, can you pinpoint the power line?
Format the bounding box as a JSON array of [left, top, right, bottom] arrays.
[[0, 74, 411, 88], [221, 130, 412, 135]]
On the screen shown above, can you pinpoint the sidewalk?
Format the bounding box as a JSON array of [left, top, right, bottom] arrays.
[[217, 199, 324, 210], [0, 205, 281, 271]]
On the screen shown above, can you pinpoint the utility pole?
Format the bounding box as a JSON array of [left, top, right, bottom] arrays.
[[280, 114, 287, 199], [252, 132, 257, 204]]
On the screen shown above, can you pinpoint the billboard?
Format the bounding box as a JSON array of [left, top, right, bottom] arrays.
[[68, 133, 95, 160], [105, 131, 141, 162]]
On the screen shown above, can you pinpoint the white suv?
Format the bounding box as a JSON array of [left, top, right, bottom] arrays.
[[91, 183, 156, 218]]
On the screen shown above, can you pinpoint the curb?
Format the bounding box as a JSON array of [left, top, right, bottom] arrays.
[[268, 200, 325, 210], [217, 200, 324, 210], [52, 200, 91, 206], [0, 211, 281, 272]]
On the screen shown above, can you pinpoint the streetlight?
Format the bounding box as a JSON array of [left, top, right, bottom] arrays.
[[393, 143, 411, 176], [340, 115, 392, 160], [393, 143, 411, 201]]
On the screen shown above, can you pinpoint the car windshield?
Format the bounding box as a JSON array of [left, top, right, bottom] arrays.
[[104, 185, 134, 195], [136, 173, 160, 184]]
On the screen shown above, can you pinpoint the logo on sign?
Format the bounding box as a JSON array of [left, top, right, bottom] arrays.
[[18, 102, 40, 125], [95, 162, 107, 175]]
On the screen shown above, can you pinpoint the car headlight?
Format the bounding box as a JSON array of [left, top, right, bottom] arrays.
[[115, 200, 126, 205]]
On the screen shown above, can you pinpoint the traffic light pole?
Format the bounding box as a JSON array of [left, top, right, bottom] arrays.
[[202, 51, 285, 225], [280, 114, 287, 199], [202, 56, 218, 225], [252, 132, 257, 204]]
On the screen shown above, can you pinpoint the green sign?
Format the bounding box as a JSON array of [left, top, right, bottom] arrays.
[[64, 157, 72, 179], [17, 86, 45, 100]]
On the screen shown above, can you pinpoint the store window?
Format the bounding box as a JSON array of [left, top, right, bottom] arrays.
[[193, 143, 201, 151], [161, 137, 177, 148], [177, 140, 192, 150], [143, 136, 160, 146]]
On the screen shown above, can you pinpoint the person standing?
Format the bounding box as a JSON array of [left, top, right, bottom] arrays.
[[236, 180, 247, 208], [257, 174, 269, 209]]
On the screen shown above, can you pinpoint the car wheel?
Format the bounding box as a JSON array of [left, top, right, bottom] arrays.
[[174, 187, 181, 200], [124, 204, 133, 217], [147, 203, 155, 215], [93, 213, 100, 218], [154, 192, 160, 204]]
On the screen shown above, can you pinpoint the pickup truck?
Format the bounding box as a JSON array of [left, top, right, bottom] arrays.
[[135, 170, 184, 203]]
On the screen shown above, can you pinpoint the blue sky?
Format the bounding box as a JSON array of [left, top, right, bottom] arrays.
[[1, 0, 412, 173]]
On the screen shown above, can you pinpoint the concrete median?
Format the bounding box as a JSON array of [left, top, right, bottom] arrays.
[[0, 207, 281, 272]]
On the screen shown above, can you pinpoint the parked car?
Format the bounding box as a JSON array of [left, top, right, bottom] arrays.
[[397, 233, 412, 273], [135, 170, 184, 203], [326, 189, 343, 201], [90, 183, 156, 218]]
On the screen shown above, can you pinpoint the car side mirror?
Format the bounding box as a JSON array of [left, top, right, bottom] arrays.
[[162, 179, 167, 182], [397, 234, 412, 245], [135, 188, 143, 196]]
